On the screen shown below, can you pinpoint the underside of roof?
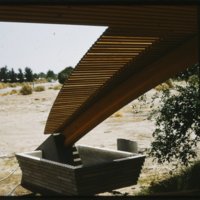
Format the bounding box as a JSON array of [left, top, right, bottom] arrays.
[[0, 5, 198, 146]]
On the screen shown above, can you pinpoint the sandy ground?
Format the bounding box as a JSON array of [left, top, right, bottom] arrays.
[[0, 83, 175, 196]]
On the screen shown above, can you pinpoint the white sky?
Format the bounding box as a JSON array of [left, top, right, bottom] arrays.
[[0, 22, 107, 74]]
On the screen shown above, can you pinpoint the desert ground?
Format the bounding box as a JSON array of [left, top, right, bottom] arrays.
[[0, 82, 186, 196]]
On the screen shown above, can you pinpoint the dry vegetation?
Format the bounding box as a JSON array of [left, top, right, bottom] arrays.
[[48, 84, 62, 90], [113, 112, 123, 118], [20, 85, 33, 95], [0, 89, 18, 96], [0, 82, 61, 97], [155, 79, 174, 92], [34, 85, 45, 92]]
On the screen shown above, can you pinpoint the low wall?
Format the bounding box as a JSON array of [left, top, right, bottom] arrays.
[[76, 145, 137, 167], [16, 145, 145, 195]]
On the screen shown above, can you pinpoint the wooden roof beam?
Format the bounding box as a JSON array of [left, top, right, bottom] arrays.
[[61, 36, 198, 146]]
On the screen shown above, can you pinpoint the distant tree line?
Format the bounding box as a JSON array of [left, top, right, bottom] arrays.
[[0, 65, 57, 83], [0, 66, 74, 84]]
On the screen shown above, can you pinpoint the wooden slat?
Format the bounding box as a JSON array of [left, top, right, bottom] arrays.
[[45, 26, 160, 133], [62, 36, 198, 145], [0, 6, 196, 30], [46, 27, 197, 135]]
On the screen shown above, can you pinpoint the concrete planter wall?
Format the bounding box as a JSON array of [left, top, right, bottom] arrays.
[[16, 145, 145, 195]]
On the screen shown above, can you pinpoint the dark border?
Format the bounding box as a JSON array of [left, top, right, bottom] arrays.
[[0, 0, 199, 5]]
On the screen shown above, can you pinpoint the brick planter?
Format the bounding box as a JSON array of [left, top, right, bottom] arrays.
[[16, 145, 145, 195]]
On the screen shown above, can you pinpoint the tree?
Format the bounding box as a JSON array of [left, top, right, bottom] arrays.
[[24, 67, 33, 82], [33, 73, 39, 80], [38, 72, 46, 79], [58, 66, 73, 84], [149, 64, 200, 166], [0, 67, 3, 81], [173, 64, 198, 81], [9, 68, 17, 83], [46, 70, 57, 81], [0, 66, 9, 82], [18, 68, 24, 83]]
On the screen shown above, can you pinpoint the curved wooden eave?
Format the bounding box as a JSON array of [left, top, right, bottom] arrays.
[[45, 31, 198, 147], [62, 35, 198, 146], [44, 28, 160, 134], [42, 6, 198, 146]]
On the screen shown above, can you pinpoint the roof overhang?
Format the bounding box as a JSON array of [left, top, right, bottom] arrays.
[[0, 5, 198, 146]]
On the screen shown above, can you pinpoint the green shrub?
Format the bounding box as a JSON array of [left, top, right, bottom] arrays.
[[34, 85, 45, 92], [20, 85, 32, 95], [188, 75, 199, 87], [150, 82, 199, 166], [173, 64, 198, 81]]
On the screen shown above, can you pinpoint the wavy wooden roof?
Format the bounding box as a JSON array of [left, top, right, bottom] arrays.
[[0, 5, 198, 146]]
